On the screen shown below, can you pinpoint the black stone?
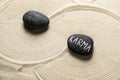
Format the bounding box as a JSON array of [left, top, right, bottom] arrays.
[[67, 34, 94, 57], [23, 10, 49, 34]]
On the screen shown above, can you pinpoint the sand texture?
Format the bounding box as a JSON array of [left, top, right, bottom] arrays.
[[0, 0, 120, 80]]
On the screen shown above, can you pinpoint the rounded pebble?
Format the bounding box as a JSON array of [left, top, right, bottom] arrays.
[[67, 34, 94, 57], [23, 10, 50, 33]]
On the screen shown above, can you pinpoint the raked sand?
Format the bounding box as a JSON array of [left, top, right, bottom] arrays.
[[0, 0, 120, 80]]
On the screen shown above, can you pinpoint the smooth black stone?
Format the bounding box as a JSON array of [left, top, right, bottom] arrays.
[[67, 34, 94, 57], [23, 10, 49, 33]]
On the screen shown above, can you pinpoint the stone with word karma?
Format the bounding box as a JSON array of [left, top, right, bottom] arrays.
[[67, 34, 94, 57]]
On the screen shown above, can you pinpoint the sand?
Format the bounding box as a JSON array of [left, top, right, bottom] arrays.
[[0, 0, 120, 80]]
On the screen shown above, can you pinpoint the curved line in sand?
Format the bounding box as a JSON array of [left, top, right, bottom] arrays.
[[0, 4, 120, 65]]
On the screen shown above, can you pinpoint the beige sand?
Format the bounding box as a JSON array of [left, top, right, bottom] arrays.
[[0, 0, 120, 80]]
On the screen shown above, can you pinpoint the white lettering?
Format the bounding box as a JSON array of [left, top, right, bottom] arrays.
[[73, 37, 79, 44], [82, 41, 88, 49], [85, 45, 91, 52], [69, 36, 75, 43], [69, 36, 91, 52], [77, 39, 83, 46]]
